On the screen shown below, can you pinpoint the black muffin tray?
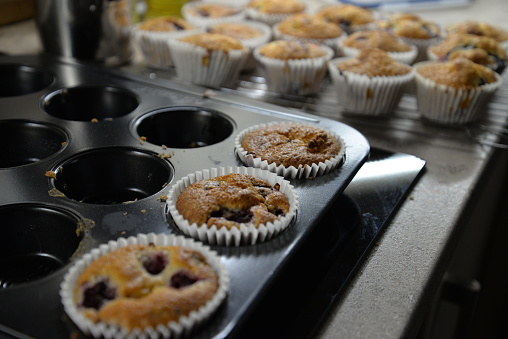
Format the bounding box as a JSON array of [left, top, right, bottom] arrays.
[[0, 54, 371, 338]]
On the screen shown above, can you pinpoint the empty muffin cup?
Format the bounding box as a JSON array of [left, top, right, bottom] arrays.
[[0, 64, 54, 97], [135, 107, 234, 148], [0, 120, 67, 168], [51, 147, 173, 204], [42, 84, 139, 121], [0, 204, 83, 288]]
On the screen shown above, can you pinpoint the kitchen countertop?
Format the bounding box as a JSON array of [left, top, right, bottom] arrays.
[[1, 0, 507, 338]]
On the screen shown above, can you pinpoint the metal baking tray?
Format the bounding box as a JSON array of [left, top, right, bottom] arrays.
[[0, 54, 370, 338]]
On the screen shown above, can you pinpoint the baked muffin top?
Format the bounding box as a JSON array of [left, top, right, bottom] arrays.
[[446, 20, 508, 43], [377, 13, 441, 40], [337, 48, 412, 77], [137, 16, 196, 32], [247, 0, 306, 14], [342, 29, 412, 52], [315, 4, 375, 29], [240, 123, 342, 167], [430, 33, 507, 69], [277, 13, 344, 40], [186, 3, 241, 18], [74, 244, 219, 331], [179, 33, 246, 52], [176, 173, 290, 229], [257, 40, 329, 60], [207, 22, 263, 40], [417, 58, 498, 88]]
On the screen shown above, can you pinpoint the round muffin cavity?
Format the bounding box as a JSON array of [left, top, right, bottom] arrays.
[[240, 122, 342, 168], [176, 173, 290, 230], [73, 244, 219, 331]]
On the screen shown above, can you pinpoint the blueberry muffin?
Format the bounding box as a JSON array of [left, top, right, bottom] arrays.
[[340, 29, 417, 64], [176, 173, 290, 230], [254, 40, 335, 95], [446, 20, 508, 46], [182, 2, 245, 27], [328, 48, 414, 115], [428, 33, 507, 73], [315, 3, 376, 34], [414, 58, 503, 124]]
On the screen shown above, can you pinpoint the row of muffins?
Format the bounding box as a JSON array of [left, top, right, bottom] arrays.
[[61, 119, 346, 337], [130, 1, 507, 125]]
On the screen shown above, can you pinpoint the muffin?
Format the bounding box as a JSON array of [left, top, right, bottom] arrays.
[[130, 16, 201, 67], [340, 29, 418, 64], [253, 39, 335, 95], [315, 3, 376, 34], [60, 233, 228, 338], [377, 13, 441, 62], [206, 21, 272, 70], [273, 13, 345, 53], [414, 57, 503, 124], [167, 167, 298, 246], [168, 32, 248, 87], [327, 48, 414, 115], [235, 121, 346, 178], [428, 33, 507, 74], [246, 0, 306, 26], [446, 20, 508, 48], [182, 2, 245, 27]]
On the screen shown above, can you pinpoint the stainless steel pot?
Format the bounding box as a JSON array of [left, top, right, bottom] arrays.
[[35, 0, 132, 65]]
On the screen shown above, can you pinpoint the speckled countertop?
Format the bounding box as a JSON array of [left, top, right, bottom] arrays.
[[1, 0, 508, 338]]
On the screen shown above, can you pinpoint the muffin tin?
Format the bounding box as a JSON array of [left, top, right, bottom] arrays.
[[0, 54, 370, 338]]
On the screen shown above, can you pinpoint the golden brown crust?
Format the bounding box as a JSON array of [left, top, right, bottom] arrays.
[[417, 58, 497, 88], [337, 48, 412, 77], [179, 33, 246, 52], [186, 3, 240, 18], [176, 173, 290, 229], [377, 13, 441, 40], [74, 244, 219, 331], [207, 23, 263, 40], [277, 13, 344, 40], [315, 4, 375, 27], [446, 20, 508, 43], [241, 123, 342, 167], [137, 16, 195, 32], [429, 33, 507, 67], [342, 29, 412, 52], [247, 0, 306, 14], [258, 40, 328, 60]]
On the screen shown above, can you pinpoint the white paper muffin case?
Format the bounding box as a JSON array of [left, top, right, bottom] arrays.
[[60, 233, 229, 339], [399, 36, 442, 63], [130, 25, 202, 68], [166, 167, 299, 247], [327, 57, 415, 116], [168, 38, 248, 88], [253, 43, 334, 95], [235, 121, 346, 179], [413, 61, 503, 125]]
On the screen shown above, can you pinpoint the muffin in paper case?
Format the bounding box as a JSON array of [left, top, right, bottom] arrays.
[[168, 36, 248, 88], [206, 20, 272, 70], [130, 24, 202, 68], [235, 122, 346, 179], [245, 0, 306, 26], [182, 2, 246, 28], [60, 233, 229, 339], [253, 43, 334, 95], [166, 167, 299, 246], [327, 57, 415, 116], [413, 61, 503, 125], [340, 43, 418, 65]]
